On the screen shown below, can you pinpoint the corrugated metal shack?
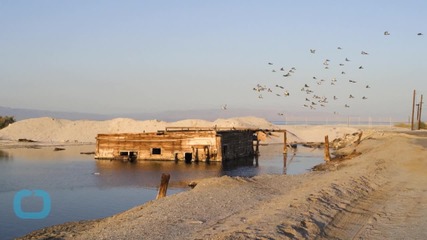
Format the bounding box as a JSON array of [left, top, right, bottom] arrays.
[[95, 127, 257, 162]]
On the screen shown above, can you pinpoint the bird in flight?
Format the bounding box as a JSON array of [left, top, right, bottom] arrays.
[[268, 62, 273, 65], [345, 104, 350, 108], [384, 31, 390, 35], [310, 49, 316, 54], [418, 33, 423, 36], [359, 66, 364, 69], [361, 51, 369, 55], [366, 85, 370, 88], [362, 96, 368, 100], [221, 104, 227, 110], [345, 58, 350, 62]]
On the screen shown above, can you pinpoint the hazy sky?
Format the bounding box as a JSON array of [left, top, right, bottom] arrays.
[[1, 1, 426, 120]]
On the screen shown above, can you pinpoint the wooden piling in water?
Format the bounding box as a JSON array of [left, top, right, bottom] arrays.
[[255, 132, 260, 156], [283, 130, 287, 154], [283, 153, 287, 175], [156, 173, 170, 200], [324, 135, 331, 162]]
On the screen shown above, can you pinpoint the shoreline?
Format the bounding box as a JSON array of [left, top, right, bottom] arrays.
[[17, 129, 427, 239]]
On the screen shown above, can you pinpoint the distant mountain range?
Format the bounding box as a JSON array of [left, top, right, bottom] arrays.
[[0, 105, 286, 122]]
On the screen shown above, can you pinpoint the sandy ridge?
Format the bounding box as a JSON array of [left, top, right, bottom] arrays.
[[0, 116, 367, 145]]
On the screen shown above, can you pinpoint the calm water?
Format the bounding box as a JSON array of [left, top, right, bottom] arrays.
[[0, 144, 323, 239]]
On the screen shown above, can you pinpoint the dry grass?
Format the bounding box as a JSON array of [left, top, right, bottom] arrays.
[[394, 122, 427, 129]]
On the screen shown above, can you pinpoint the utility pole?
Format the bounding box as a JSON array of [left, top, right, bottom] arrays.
[[416, 103, 420, 129], [411, 90, 416, 130], [418, 94, 423, 130]]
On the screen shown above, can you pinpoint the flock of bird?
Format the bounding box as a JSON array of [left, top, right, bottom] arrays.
[[245, 30, 424, 116], [254, 49, 371, 114]]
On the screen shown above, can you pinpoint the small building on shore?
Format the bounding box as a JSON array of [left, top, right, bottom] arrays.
[[95, 127, 257, 162]]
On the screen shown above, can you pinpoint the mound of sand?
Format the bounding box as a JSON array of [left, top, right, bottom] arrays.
[[0, 116, 365, 145], [0, 116, 285, 144]]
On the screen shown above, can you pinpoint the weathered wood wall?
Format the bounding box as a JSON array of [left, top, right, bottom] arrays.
[[95, 130, 255, 162], [219, 131, 255, 161]]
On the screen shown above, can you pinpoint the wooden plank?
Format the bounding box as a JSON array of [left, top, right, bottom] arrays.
[[156, 173, 170, 199]]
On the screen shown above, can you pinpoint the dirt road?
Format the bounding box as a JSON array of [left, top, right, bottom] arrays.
[[318, 134, 427, 240]]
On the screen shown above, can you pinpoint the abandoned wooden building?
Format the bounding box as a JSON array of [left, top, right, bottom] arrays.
[[95, 127, 257, 162]]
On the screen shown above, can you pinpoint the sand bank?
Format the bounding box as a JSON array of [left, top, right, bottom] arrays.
[[0, 116, 379, 148]]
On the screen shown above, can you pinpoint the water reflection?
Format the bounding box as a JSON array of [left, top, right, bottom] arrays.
[[94, 156, 263, 188], [0, 150, 12, 160], [0, 143, 324, 239], [92, 144, 324, 188]]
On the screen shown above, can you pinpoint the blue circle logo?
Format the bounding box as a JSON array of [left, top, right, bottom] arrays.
[[13, 189, 51, 219]]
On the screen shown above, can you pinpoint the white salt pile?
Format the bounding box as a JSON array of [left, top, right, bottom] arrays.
[[0, 116, 279, 143]]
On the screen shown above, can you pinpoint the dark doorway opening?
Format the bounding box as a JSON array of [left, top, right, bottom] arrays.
[[185, 153, 192, 163]]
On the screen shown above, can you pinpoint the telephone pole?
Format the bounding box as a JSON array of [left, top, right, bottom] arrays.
[[411, 90, 416, 130], [418, 94, 423, 130]]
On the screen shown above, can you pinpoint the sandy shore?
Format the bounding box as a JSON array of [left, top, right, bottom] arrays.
[[3, 117, 427, 239], [17, 129, 427, 239]]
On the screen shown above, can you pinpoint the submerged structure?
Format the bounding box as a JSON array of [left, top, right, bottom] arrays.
[[95, 127, 257, 162]]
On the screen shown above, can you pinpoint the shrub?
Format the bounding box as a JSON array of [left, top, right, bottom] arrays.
[[0, 116, 16, 129], [394, 122, 427, 129]]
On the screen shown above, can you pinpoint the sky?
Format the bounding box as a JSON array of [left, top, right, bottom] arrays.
[[1, 0, 426, 121]]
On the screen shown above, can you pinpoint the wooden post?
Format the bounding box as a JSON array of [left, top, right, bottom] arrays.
[[414, 103, 420, 126], [156, 173, 170, 200], [356, 131, 363, 145], [255, 139, 260, 156], [283, 130, 287, 154], [254, 154, 259, 167], [283, 153, 287, 175], [418, 94, 423, 130], [324, 135, 331, 162], [411, 90, 416, 130], [255, 132, 260, 156]]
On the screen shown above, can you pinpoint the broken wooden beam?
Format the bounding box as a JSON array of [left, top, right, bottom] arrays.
[[283, 130, 287, 154], [156, 173, 170, 200], [324, 135, 331, 162]]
